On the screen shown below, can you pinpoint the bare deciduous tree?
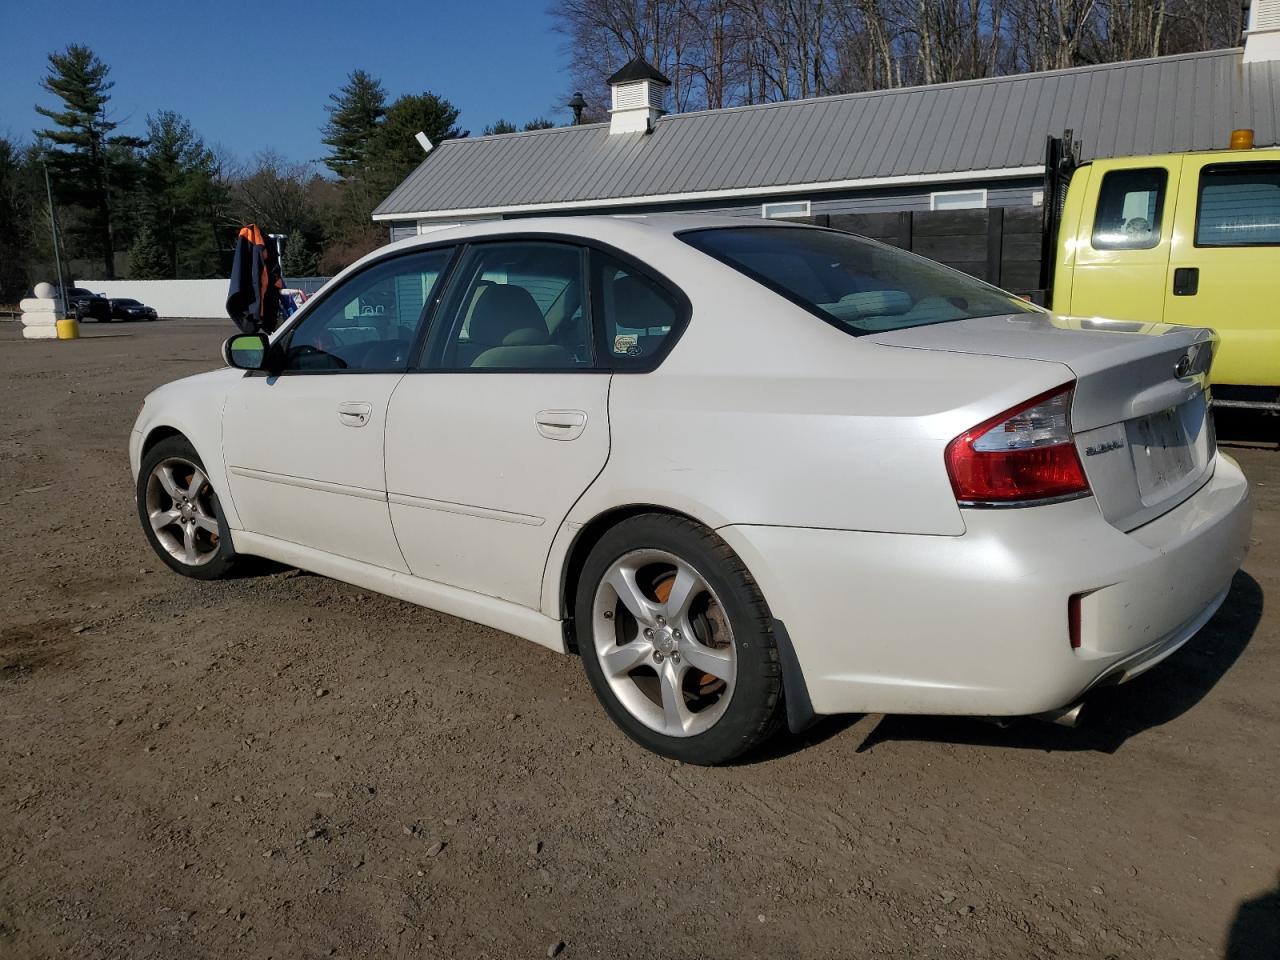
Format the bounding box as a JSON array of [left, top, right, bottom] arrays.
[[550, 0, 1245, 113]]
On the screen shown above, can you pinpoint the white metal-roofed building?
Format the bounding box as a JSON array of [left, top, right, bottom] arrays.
[[375, 11, 1280, 240]]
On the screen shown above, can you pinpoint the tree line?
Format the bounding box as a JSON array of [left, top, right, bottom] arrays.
[[553, 0, 1247, 112], [0, 45, 559, 302]]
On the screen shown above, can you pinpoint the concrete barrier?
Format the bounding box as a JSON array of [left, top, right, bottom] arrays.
[[21, 291, 66, 340], [77, 279, 229, 319]]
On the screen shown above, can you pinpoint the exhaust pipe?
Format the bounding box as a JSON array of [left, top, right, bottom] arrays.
[[1034, 701, 1086, 727]]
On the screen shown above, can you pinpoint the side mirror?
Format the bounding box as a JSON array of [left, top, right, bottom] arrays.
[[223, 333, 270, 370]]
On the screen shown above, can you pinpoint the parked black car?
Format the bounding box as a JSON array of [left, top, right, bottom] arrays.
[[109, 298, 158, 321], [66, 287, 111, 322]]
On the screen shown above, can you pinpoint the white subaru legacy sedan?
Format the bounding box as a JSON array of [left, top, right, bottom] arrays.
[[130, 216, 1251, 764]]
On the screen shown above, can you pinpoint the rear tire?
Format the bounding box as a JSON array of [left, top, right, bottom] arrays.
[[575, 514, 784, 765], [136, 435, 239, 580]]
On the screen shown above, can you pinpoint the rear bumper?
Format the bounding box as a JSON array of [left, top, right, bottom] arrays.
[[719, 453, 1251, 717]]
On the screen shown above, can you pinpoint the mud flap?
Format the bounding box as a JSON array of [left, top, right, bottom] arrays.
[[772, 618, 818, 733]]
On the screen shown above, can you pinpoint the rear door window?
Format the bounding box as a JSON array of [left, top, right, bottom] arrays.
[[1195, 162, 1280, 246], [1092, 168, 1167, 250], [592, 252, 684, 367]]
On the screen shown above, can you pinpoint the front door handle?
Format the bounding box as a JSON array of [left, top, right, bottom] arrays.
[[1172, 267, 1199, 296], [535, 409, 587, 441], [337, 401, 373, 427]]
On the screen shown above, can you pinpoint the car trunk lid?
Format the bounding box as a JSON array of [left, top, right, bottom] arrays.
[[868, 314, 1218, 531]]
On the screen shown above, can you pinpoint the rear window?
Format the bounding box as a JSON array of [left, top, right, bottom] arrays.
[[680, 226, 1037, 335], [1196, 162, 1280, 246]]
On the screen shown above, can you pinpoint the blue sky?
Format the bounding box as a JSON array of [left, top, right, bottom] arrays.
[[1, 0, 570, 167]]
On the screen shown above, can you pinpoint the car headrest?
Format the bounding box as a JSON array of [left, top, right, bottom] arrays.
[[468, 284, 547, 346], [610, 275, 668, 332]]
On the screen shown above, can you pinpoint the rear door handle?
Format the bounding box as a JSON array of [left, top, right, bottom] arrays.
[[337, 401, 373, 427], [535, 409, 587, 441], [1172, 267, 1199, 296]]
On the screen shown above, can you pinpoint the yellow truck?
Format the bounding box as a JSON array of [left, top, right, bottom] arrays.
[[1047, 131, 1280, 411]]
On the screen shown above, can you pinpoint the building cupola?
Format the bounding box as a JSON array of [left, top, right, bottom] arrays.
[[607, 57, 671, 134], [1245, 0, 1280, 62]]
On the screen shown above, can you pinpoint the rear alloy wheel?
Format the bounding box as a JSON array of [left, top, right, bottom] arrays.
[[576, 515, 783, 764], [137, 436, 238, 580]]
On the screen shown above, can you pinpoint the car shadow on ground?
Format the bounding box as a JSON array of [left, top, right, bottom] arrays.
[[814, 570, 1263, 757], [740, 713, 867, 763], [1225, 874, 1280, 960]]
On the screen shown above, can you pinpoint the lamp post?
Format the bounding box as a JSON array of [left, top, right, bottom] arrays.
[[568, 92, 587, 126], [269, 233, 287, 276], [40, 158, 67, 311]]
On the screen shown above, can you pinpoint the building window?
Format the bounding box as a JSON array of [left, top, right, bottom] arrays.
[[930, 189, 987, 211], [761, 200, 811, 219]]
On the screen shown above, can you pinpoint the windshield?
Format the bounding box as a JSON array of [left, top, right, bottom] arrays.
[[680, 226, 1039, 335], [116, 299, 140, 305]]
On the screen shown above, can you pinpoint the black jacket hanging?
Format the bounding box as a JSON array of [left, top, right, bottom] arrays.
[[226, 224, 284, 335]]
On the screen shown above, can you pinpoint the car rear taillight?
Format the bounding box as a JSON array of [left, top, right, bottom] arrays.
[[945, 383, 1089, 505]]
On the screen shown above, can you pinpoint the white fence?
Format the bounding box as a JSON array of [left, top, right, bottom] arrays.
[[74, 277, 333, 319], [76, 279, 228, 319]]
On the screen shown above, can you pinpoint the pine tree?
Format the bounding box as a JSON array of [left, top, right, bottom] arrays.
[[139, 111, 222, 278], [128, 222, 168, 278], [483, 119, 518, 136], [34, 44, 141, 279], [366, 93, 466, 196], [321, 70, 388, 180], [284, 233, 320, 278], [523, 118, 556, 130], [0, 138, 39, 301]]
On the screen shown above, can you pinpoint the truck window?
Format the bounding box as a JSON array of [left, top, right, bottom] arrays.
[[1092, 168, 1167, 251], [1195, 162, 1280, 247]]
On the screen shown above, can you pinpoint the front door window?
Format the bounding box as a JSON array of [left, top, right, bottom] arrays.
[[282, 248, 454, 371]]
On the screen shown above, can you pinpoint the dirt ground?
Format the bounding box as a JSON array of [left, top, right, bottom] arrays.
[[0, 318, 1277, 960]]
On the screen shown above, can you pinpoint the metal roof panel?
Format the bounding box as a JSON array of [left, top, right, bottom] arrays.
[[373, 49, 1277, 217]]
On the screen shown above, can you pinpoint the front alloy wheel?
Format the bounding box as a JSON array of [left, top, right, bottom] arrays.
[[146, 457, 220, 566], [136, 435, 238, 579]]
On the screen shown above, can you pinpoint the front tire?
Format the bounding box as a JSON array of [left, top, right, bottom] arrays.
[[136, 436, 238, 580], [575, 514, 784, 765]]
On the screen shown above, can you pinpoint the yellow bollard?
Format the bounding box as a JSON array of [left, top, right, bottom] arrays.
[[55, 318, 80, 340]]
